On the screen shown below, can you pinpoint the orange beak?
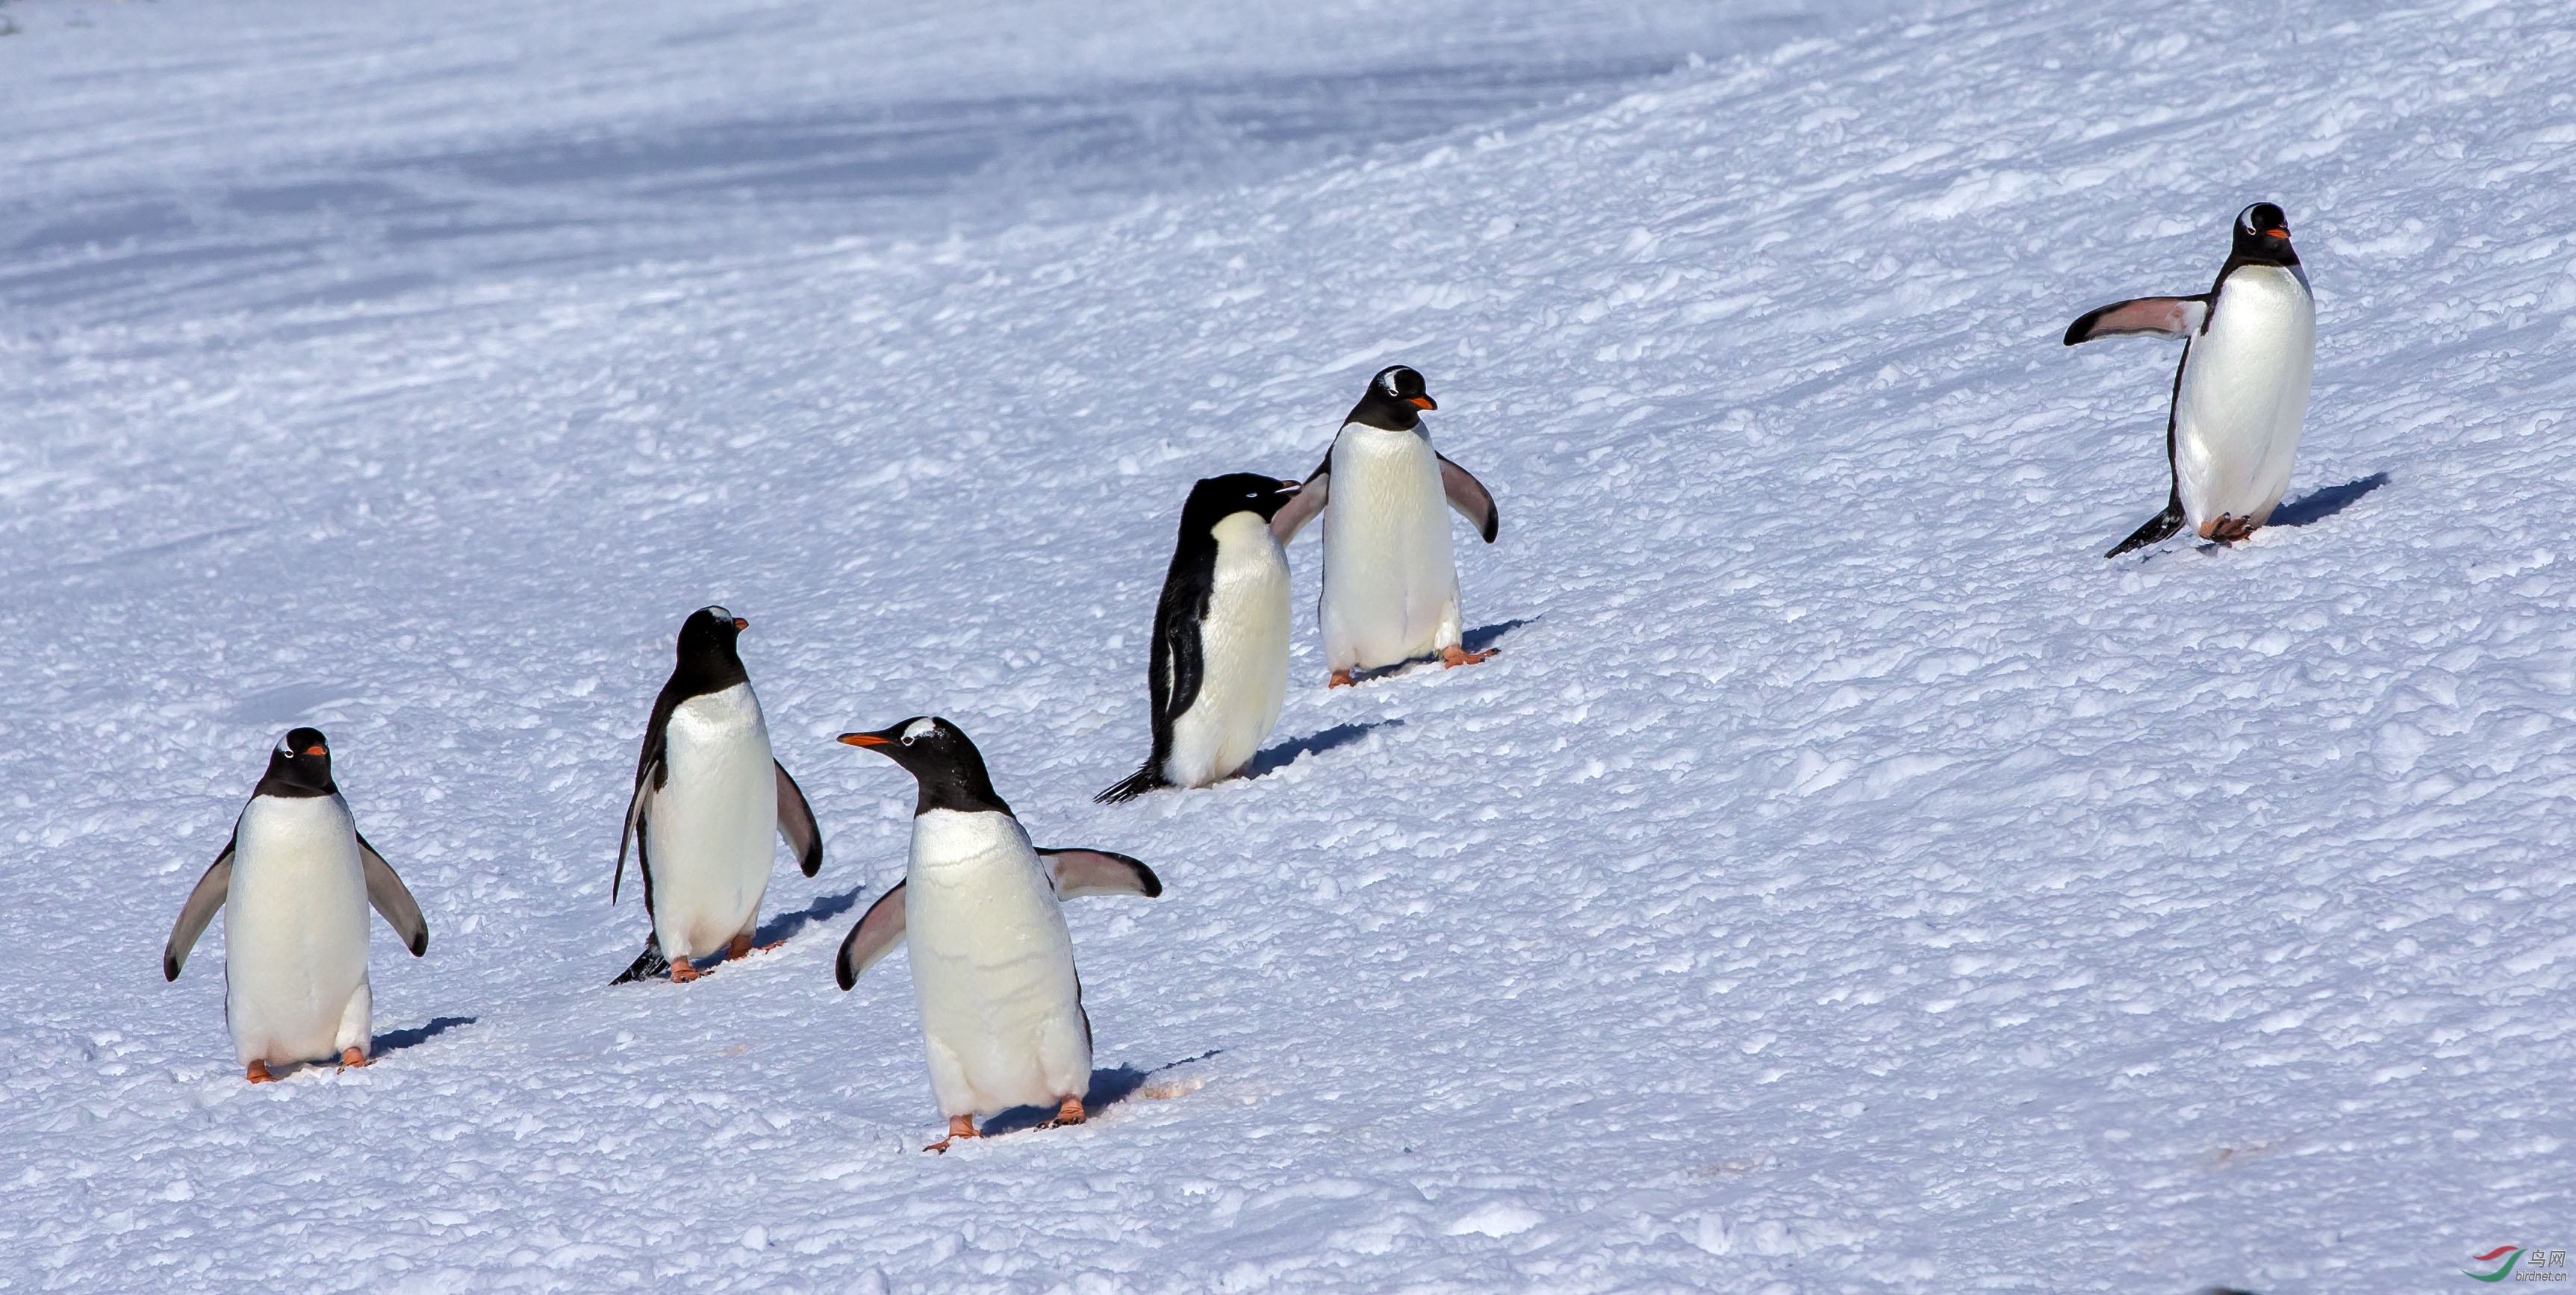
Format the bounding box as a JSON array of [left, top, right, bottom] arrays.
[[837, 734, 889, 747], [732, 617, 749, 630], [2262, 227, 2289, 239], [1407, 396, 1437, 411], [303, 746, 327, 756], [1279, 478, 1303, 491]]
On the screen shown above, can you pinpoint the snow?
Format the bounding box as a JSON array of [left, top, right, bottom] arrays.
[[4, 0, 2575, 1288]]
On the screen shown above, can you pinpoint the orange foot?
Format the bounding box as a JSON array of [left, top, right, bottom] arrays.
[[1441, 645, 1496, 668], [245, 1060, 276, 1084], [924, 1115, 980, 1154], [2205, 514, 2256, 543], [1039, 1095, 1087, 1129], [670, 958, 703, 983], [338, 1047, 370, 1070], [1328, 670, 1355, 689]]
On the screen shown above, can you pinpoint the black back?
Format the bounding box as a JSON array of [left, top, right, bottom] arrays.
[[840, 717, 1013, 817], [2215, 201, 2300, 287], [1344, 364, 1435, 431], [254, 726, 337, 799]]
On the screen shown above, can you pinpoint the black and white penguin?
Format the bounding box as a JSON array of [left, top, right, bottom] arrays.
[[1096, 472, 1304, 803], [834, 717, 1161, 1152], [2066, 201, 2316, 557], [162, 727, 429, 1082], [1269, 364, 1499, 687], [612, 606, 824, 984]]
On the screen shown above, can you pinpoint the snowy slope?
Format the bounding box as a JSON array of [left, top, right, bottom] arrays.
[[5, 0, 2576, 1289]]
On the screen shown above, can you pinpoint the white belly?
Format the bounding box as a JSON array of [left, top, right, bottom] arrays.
[[2174, 265, 2314, 534], [647, 683, 778, 959], [1166, 513, 1291, 787], [1319, 423, 1462, 672], [225, 794, 373, 1065], [903, 810, 1090, 1117]]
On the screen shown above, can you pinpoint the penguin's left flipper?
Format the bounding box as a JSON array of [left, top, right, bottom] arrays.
[[162, 841, 236, 982], [2063, 296, 2209, 345], [835, 883, 909, 990], [614, 755, 660, 904], [356, 834, 429, 957], [774, 760, 824, 877], [1437, 455, 1499, 543], [1269, 461, 1331, 543], [1039, 849, 1163, 899]]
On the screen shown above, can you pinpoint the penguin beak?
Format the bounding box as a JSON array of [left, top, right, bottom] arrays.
[[1278, 478, 1303, 493], [1407, 396, 1437, 411], [2262, 228, 2289, 240], [732, 617, 750, 631], [838, 734, 887, 747], [303, 745, 326, 757]]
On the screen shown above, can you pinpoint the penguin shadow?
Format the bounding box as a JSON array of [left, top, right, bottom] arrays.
[[1325, 617, 1542, 690], [751, 885, 871, 951], [978, 1049, 1225, 1138], [2267, 471, 2389, 528], [370, 1014, 476, 1059], [1461, 617, 1534, 655], [1246, 720, 1404, 779]]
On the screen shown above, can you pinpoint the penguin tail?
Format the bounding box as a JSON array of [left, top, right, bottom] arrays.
[[611, 933, 670, 985], [2105, 500, 2185, 558], [1093, 764, 1168, 805]]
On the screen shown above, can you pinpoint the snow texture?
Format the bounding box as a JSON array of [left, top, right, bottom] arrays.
[[4, 0, 2574, 1288]]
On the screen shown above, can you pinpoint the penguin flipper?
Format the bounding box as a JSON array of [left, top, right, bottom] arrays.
[[774, 760, 824, 877], [835, 883, 908, 990], [1437, 454, 1499, 543], [356, 833, 430, 958], [1269, 465, 1329, 543], [2063, 295, 2209, 345], [162, 843, 235, 982], [1039, 848, 1163, 899], [615, 756, 659, 904]]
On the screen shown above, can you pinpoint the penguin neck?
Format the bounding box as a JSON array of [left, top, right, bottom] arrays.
[[2217, 241, 2300, 289], [910, 761, 1012, 817], [1343, 392, 1422, 433], [669, 644, 750, 699], [253, 757, 336, 799]]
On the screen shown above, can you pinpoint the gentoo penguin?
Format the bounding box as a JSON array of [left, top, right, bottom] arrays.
[[2066, 202, 2316, 557], [1096, 473, 1304, 803], [1269, 364, 1499, 687], [834, 717, 1161, 1152], [162, 728, 429, 1082], [612, 606, 824, 984]]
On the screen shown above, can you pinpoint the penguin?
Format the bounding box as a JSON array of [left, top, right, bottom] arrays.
[[162, 727, 429, 1082], [2066, 202, 2316, 557], [833, 717, 1161, 1152], [1096, 473, 1305, 803], [1269, 364, 1499, 687], [612, 606, 824, 984]]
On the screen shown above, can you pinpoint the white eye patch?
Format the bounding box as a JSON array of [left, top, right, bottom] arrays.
[[706, 605, 732, 620], [901, 717, 940, 744]]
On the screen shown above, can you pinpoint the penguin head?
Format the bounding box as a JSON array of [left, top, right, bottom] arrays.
[[670, 605, 753, 693], [1183, 472, 1304, 531], [1345, 364, 1437, 431], [837, 716, 1012, 817], [256, 726, 337, 798], [2232, 202, 2298, 265]]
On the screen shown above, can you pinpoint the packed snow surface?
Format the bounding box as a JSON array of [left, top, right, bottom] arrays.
[[4, 0, 2575, 1289]]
